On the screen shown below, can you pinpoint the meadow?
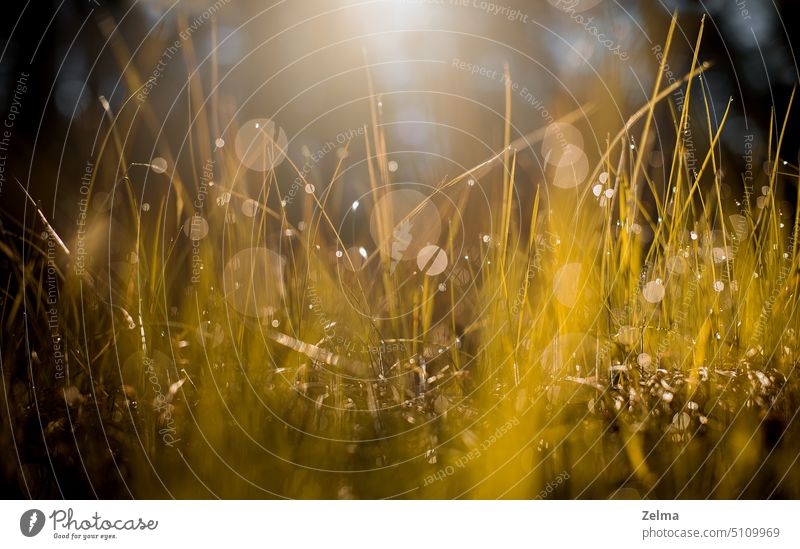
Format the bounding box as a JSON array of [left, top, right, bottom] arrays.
[[1, 12, 799, 499]]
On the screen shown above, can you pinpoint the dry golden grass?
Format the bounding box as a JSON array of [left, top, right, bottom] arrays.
[[2, 15, 800, 499]]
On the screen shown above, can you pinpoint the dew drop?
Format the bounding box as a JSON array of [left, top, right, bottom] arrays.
[[416, 245, 448, 276], [241, 198, 258, 217], [184, 215, 209, 241], [673, 411, 690, 431], [150, 157, 168, 174], [643, 280, 665, 303], [235, 118, 288, 172], [216, 192, 231, 206]]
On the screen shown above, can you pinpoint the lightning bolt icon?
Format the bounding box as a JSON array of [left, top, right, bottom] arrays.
[[28, 510, 38, 533]]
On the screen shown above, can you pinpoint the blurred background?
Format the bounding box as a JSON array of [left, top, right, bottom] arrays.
[[1, 0, 798, 231]]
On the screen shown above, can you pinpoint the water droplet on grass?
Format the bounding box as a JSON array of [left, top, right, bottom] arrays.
[[417, 245, 448, 276], [673, 412, 690, 430], [150, 157, 168, 174], [643, 280, 665, 303], [235, 118, 288, 172], [184, 215, 209, 240], [241, 198, 258, 217]]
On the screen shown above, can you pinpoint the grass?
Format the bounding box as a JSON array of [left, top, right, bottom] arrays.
[[2, 14, 800, 499]]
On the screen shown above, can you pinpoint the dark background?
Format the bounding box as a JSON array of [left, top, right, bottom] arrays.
[[1, 0, 799, 236]]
